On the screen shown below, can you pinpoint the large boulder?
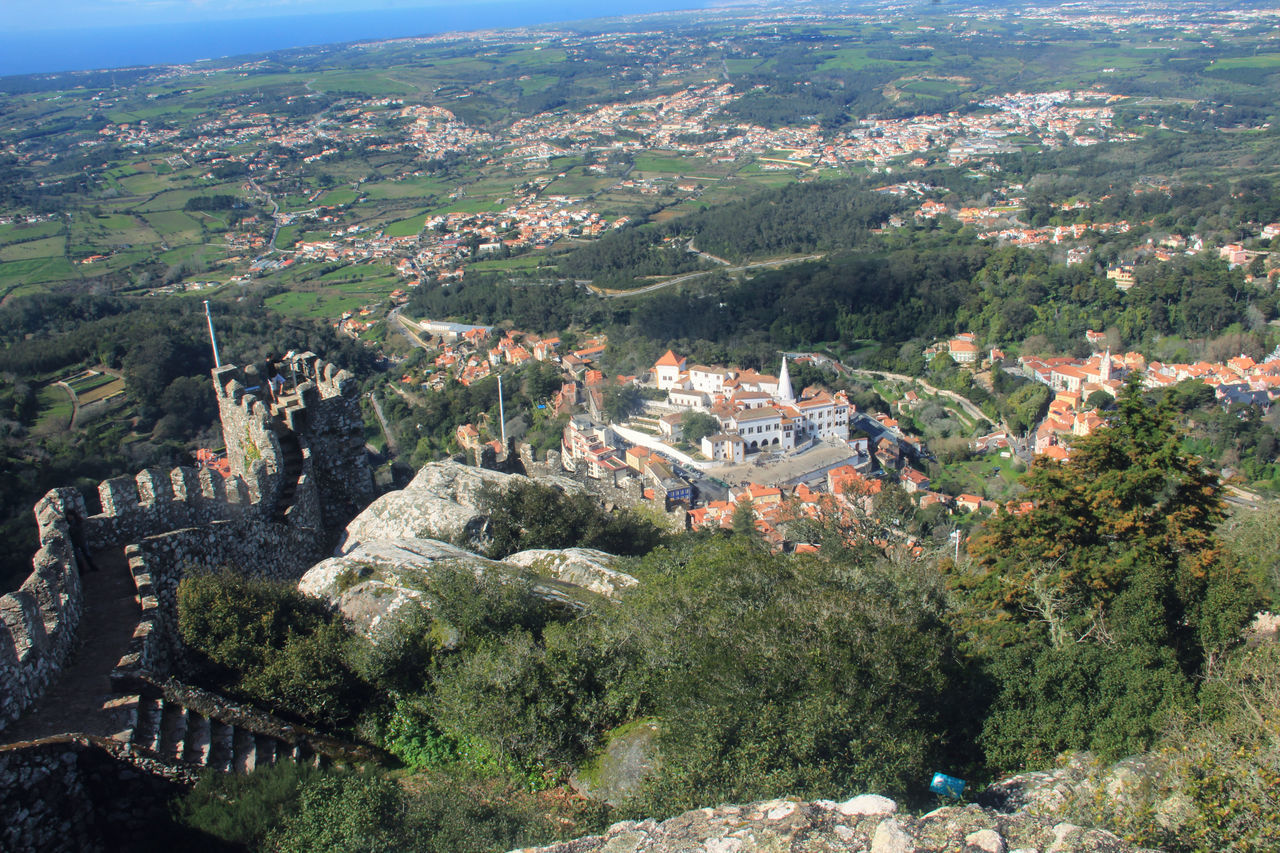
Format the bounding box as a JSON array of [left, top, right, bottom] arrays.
[[571, 719, 660, 806], [504, 548, 638, 598], [336, 460, 583, 554], [300, 537, 635, 637], [299, 538, 506, 635], [510, 798, 1152, 853]]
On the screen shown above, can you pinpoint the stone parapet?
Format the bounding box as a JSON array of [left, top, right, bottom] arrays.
[[0, 489, 85, 735], [0, 735, 194, 852]]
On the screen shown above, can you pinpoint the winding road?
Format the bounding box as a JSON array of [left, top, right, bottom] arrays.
[[589, 253, 824, 298], [789, 353, 996, 427]]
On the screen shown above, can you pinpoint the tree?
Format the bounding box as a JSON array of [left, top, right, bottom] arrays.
[[1000, 380, 1050, 434], [682, 411, 721, 445], [962, 377, 1261, 768], [1084, 388, 1113, 411], [619, 536, 978, 815], [270, 772, 414, 853]]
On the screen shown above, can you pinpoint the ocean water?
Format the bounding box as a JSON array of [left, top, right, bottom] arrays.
[[0, 1, 717, 78]]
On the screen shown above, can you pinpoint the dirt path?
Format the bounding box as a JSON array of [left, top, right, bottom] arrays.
[[590, 253, 824, 298], [2, 547, 139, 744]]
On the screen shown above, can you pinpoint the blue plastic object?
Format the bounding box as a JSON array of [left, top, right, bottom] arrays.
[[929, 772, 966, 798]]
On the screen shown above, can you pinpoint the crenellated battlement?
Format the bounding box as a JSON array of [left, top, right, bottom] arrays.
[[87, 465, 262, 550], [0, 488, 87, 731], [0, 351, 373, 737]]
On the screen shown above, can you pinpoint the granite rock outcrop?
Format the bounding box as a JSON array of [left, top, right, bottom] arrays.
[[336, 460, 583, 554], [511, 795, 1154, 853]]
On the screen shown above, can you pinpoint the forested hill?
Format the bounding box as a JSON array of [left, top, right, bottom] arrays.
[[410, 187, 1275, 374]]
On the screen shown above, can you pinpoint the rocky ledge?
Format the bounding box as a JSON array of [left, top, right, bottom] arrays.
[[300, 462, 637, 634], [512, 795, 1153, 853], [337, 460, 583, 553]]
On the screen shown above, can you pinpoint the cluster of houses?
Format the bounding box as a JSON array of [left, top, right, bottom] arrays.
[[1017, 340, 1280, 457], [650, 351, 853, 462], [685, 467, 1011, 555], [399, 319, 609, 392]]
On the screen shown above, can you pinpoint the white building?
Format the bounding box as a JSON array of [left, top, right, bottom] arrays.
[[701, 432, 745, 463], [654, 350, 687, 391], [689, 365, 731, 395], [726, 406, 796, 452]]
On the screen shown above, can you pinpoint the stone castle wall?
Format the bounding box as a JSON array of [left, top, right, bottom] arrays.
[[0, 735, 193, 853], [288, 353, 375, 528], [0, 354, 364, 736], [211, 365, 286, 510], [0, 489, 86, 733]]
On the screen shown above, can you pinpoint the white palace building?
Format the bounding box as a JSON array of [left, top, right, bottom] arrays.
[[651, 351, 851, 462]]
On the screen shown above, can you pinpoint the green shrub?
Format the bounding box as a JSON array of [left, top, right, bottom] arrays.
[[268, 771, 413, 853], [172, 760, 323, 849], [479, 480, 665, 559], [177, 569, 369, 727]]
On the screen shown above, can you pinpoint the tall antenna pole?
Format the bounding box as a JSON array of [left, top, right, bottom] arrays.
[[497, 374, 507, 446], [204, 300, 222, 368]]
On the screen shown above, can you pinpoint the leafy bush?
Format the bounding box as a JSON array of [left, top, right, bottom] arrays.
[[173, 760, 323, 849], [1056, 644, 1280, 853], [616, 536, 979, 815], [479, 480, 665, 559], [268, 772, 413, 853], [177, 570, 370, 727]]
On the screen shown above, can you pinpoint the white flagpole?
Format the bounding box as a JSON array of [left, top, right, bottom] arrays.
[[204, 300, 222, 368]]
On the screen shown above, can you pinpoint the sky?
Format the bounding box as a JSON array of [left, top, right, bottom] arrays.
[[7, 0, 717, 32]]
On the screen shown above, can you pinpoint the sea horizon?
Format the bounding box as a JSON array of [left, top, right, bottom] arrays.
[[0, 1, 721, 78]]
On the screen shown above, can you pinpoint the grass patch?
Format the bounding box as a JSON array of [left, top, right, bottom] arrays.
[[467, 255, 544, 272], [383, 215, 425, 238], [307, 71, 413, 96], [0, 221, 62, 245], [320, 188, 359, 206], [144, 210, 204, 242], [35, 383, 73, 432], [0, 236, 64, 262], [0, 256, 79, 288], [633, 154, 694, 174]]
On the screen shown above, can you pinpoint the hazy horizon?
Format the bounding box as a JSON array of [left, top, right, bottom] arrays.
[[0, 0, 725, 77]]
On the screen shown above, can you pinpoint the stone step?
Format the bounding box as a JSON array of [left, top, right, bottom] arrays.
[[208, 720, 235, 773], [157, 702, 187, 761], [233, 728, 258, 774], [184, 712, 211, 765]]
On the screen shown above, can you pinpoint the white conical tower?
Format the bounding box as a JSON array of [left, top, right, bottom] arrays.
[[1100, 347, 1112, 382], [778, 356, 795, 403]]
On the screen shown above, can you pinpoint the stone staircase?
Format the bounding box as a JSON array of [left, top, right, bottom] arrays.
[[128, 693, 317, 773], [117, 677, 386, 776]]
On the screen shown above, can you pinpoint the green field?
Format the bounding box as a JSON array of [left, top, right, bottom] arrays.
[[0, 221, 62, 245], [633, 154, 699, 175], [144, 210, 204, 242], [1210, 53, 1280, 70], [35, 384, 73, 433], [307, 71, 414, 97], [0, 236, 64, 262], [467, 254, 544, 272], [0, 256, 78, 288], [383, 214, 425, 238], [320, 189, 360, 206]]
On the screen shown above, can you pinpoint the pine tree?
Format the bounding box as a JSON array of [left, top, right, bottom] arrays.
[[960, 376, 1261, 767]]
